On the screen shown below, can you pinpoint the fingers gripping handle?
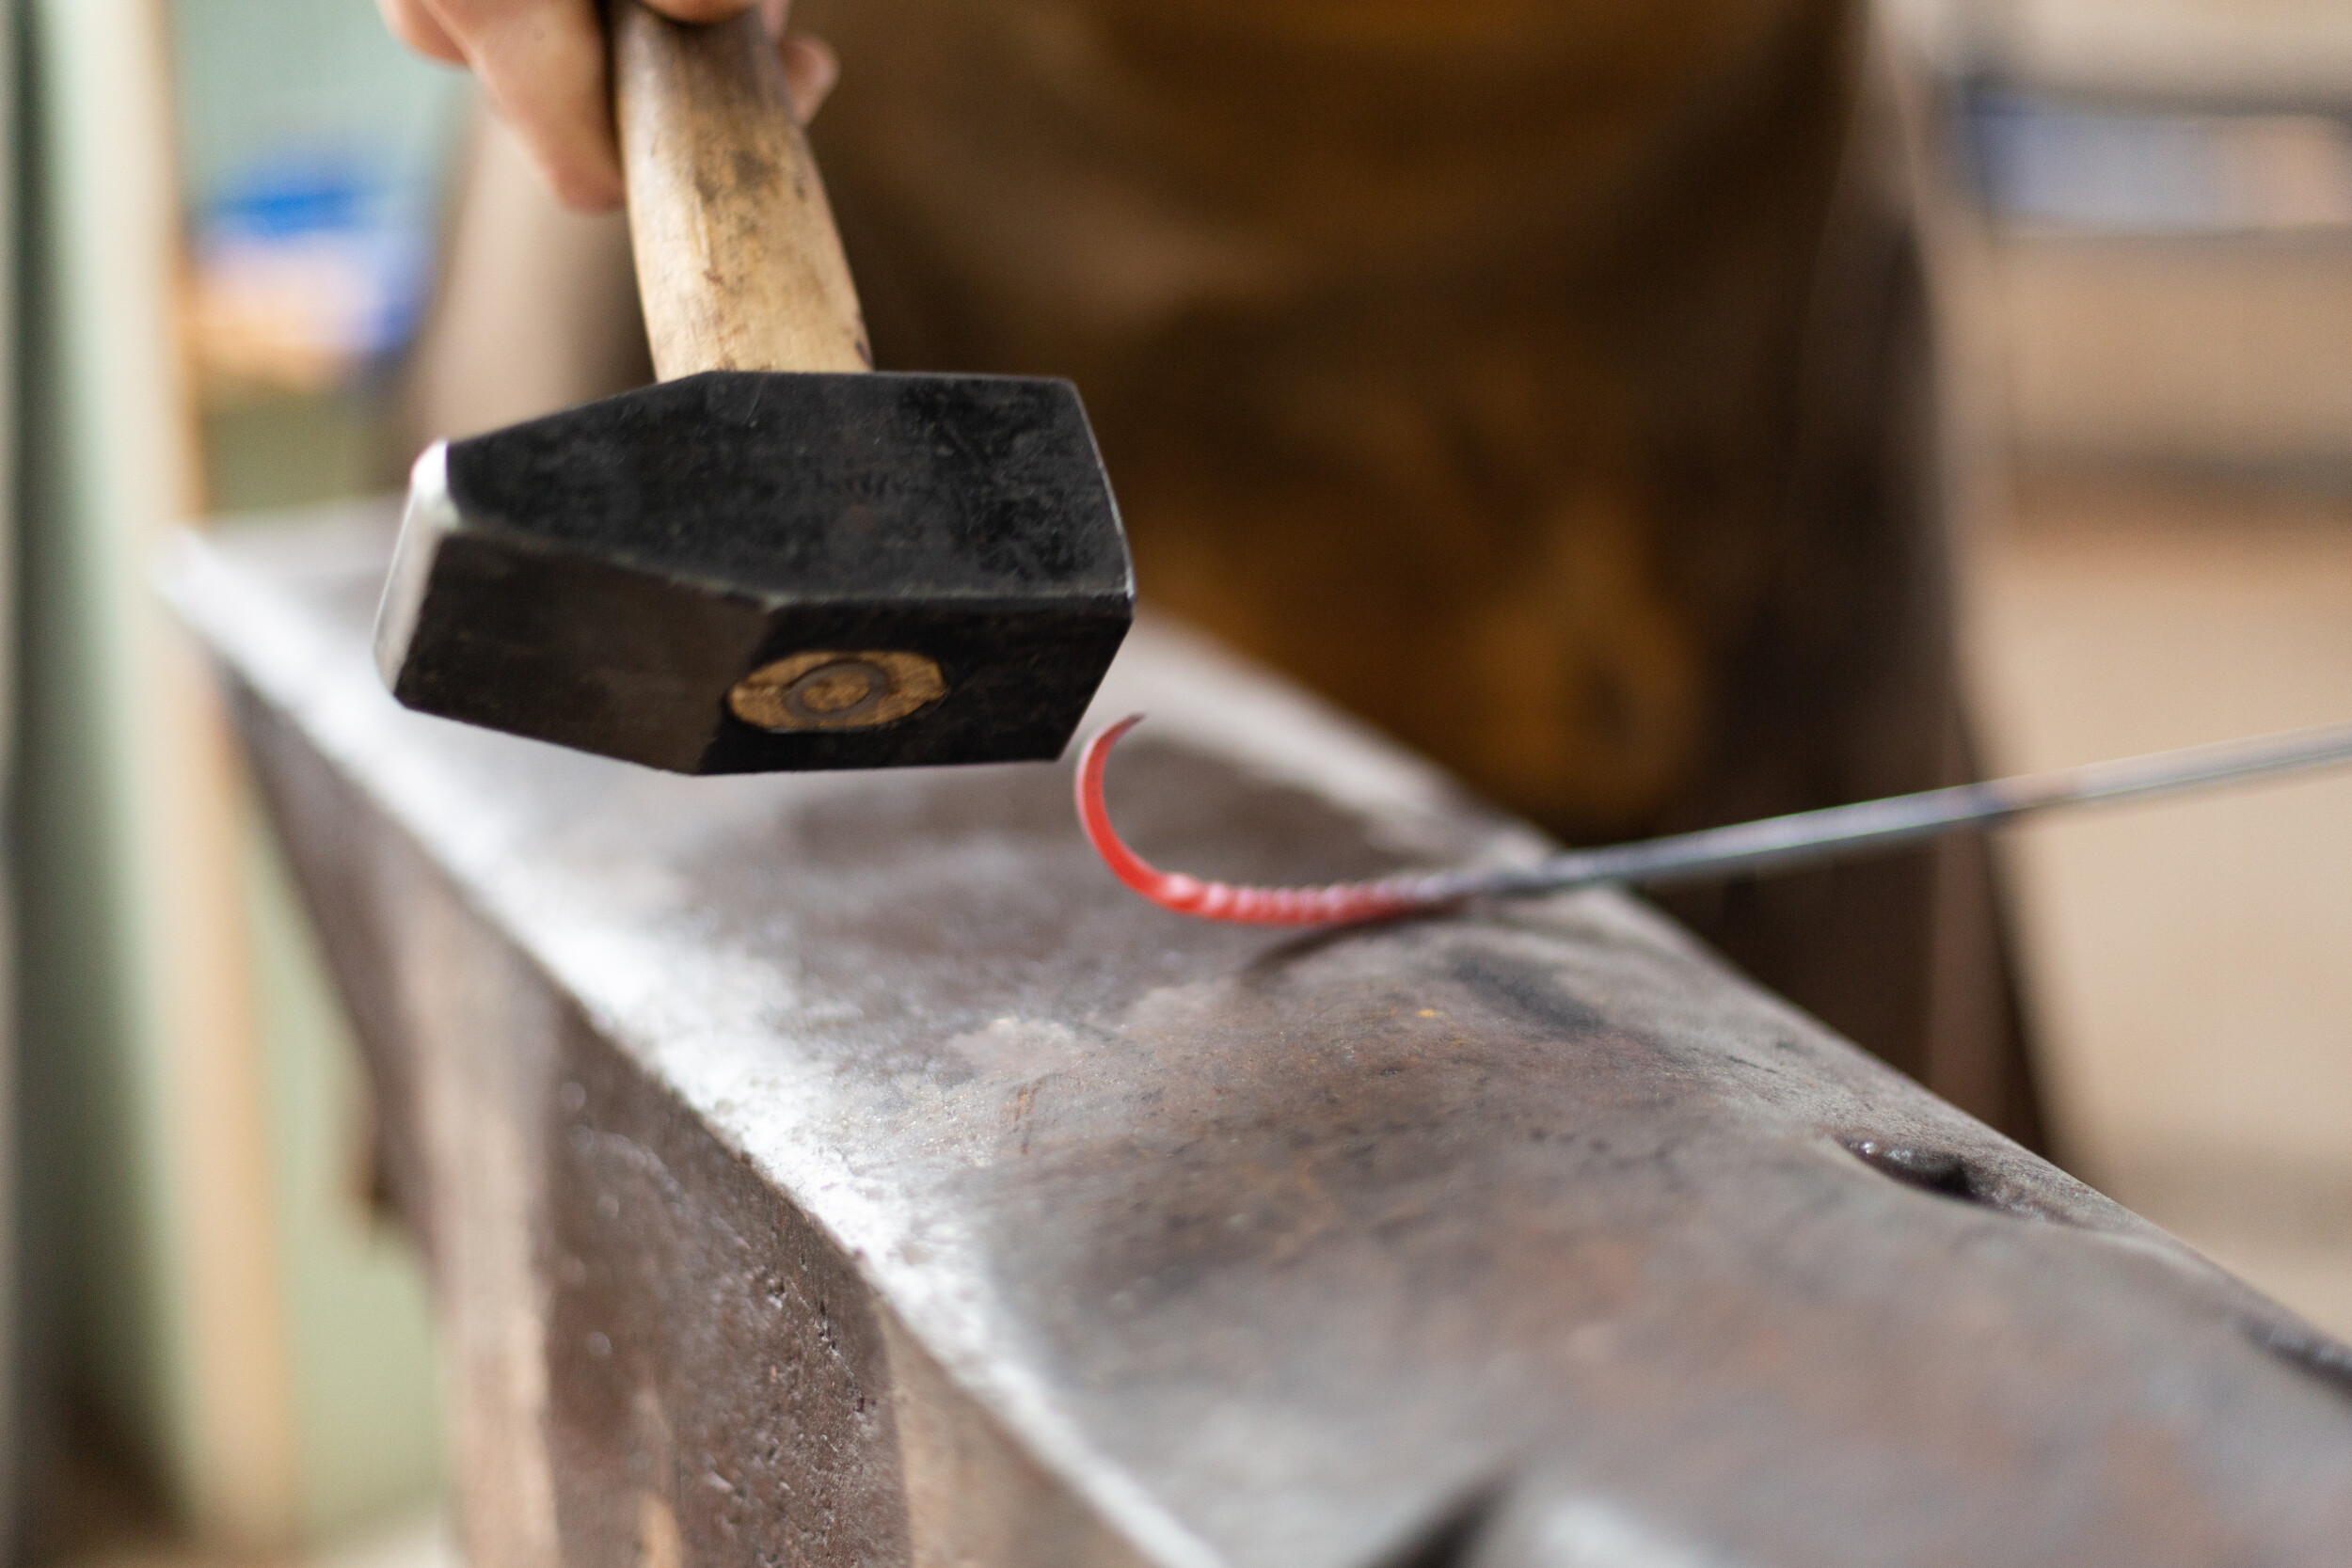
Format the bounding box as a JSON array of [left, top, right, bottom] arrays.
[[612, 0, 871, 378]]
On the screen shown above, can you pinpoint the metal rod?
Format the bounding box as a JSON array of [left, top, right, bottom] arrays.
[[1452, 720, 2352, 901]]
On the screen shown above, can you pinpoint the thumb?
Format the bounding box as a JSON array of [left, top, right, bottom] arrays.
[[777, 33, 838, 124]]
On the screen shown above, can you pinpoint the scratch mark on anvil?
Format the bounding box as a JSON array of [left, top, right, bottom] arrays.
[[1008, 1080, 1041, 1157]]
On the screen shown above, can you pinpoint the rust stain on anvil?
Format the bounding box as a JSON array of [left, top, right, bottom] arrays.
[[166, 512, 2352, 1568]]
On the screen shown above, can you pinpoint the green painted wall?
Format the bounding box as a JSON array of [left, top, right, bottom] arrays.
[[168, 0, 459, 209]]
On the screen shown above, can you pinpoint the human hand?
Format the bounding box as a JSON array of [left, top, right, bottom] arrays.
[[377, 0, 838, 211]]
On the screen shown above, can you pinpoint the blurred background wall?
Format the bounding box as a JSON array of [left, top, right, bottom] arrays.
[[1901, 0, 2352, 1342], [1, 2, 2348, 1566]]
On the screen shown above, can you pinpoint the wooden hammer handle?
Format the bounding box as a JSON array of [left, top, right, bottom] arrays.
[[612, 0, 871, 378]]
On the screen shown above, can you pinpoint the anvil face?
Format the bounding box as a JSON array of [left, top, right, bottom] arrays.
[[373, 371, 1134, 773]]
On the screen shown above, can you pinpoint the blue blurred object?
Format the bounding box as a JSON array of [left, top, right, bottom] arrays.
[[190, 150, 436, 388], [1967, 92, 2352, 236]]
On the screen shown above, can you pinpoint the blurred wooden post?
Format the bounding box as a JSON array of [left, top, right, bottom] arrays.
[[15, 0, 298, 1546]]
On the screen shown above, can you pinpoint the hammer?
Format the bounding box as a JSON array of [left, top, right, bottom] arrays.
[[374, 1, 1132, 773]]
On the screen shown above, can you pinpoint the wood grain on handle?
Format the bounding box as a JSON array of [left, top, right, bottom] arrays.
[[612, 0, 871, 379]]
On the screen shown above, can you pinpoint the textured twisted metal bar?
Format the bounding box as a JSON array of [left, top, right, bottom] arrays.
[[1078, 713, 2352, 926]]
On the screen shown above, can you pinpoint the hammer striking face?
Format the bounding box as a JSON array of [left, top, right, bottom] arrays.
[[375, 370, 1132, 773]]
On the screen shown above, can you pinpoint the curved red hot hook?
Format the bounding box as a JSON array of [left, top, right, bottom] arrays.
[[1074, 715, 1453, 925]]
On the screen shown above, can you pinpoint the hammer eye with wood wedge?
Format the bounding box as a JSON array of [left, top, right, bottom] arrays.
[[373, 1, 1133, 773]]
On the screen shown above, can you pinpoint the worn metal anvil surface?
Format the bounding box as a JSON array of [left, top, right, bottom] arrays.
[[171, 511, 2352, 1568]]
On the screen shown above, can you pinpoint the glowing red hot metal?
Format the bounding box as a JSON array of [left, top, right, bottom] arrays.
[[1076, 713, 2352, 927]]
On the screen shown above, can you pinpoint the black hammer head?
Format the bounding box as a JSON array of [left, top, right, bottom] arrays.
[[373, 371, 1132, 773]]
